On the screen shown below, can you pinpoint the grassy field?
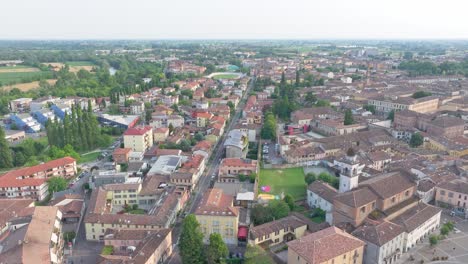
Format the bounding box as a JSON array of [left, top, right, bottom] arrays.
[[79, 151, 101, 164], [0, 71, 52, 84], [2, 79, 57, 91], [213, 74, 239, 80], [65, 61, 95, 66], [258, 167, 306, 200]]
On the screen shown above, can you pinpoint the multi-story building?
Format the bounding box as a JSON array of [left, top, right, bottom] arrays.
[[10, 113, 41, 133], [0, 207, 65, 264], [112, 148, 132, 164], [248, 215, 308, 247], [352, 221, 405, 264], [101, 229, 173, 264], [367, 96, 439, 114], [224, 130, 249, 159], [0, 157, 77, 200], [218, 158, 258, 183], [8, 97, 32, 113], [287, 226, 365, 264], [123, 126, 153, 152], [435, 180, 468, 210], [195, 188, 239, 244], [307, 181, 338, 224]]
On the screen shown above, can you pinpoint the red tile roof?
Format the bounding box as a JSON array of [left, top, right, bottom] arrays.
[[0, 157, 76, 188], [113, 148, 132, 155], [124, 126, 152, 136]]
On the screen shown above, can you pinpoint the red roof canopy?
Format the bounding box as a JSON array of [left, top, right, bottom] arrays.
[[238, 226, 248, 239]]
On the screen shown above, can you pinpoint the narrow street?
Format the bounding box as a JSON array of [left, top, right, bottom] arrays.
[[167, 77, 255, 263]]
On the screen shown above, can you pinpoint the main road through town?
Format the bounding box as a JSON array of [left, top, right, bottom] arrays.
[[167, 76, 255, 263]]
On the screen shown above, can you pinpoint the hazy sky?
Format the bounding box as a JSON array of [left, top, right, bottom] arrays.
[[2, 0, 468, 39]]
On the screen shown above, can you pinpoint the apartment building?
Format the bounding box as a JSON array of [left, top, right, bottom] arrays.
[[367, 96, 439, 114], [123, 126, 154, 152], [195, 188, 239, 244], [0, 157, 77, 200]]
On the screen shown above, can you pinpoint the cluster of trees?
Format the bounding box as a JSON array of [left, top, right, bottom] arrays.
[[430, 221, 455, 246], [46, 102, 112, 151], [260, 111, 277, 140], [179, 215, 229, 264], [305, 172, 339, 189], [409, 133, 424, 148], [251, 200, 290, 225], [412, 91, 432, 99], [399, 60, 468, 77], [363, 104, 376, 114]]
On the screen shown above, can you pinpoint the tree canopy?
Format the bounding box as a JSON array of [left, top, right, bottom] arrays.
[[180, 214, 205, 264]]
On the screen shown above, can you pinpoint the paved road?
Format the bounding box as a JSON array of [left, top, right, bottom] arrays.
[[167, 77, 255, 263]]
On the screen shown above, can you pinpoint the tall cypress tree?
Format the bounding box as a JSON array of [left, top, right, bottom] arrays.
[[0, 126, 14, 168]]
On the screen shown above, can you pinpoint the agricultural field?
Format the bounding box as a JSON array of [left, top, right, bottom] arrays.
[[1, 79, 57, 92], [43, 61, 96, 73], [0, 71, 53, 86], [0, 65, 40, 73], [258, 167, 307, 200]]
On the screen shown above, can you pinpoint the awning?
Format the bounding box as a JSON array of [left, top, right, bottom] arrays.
[[238, 226, 248, 239]]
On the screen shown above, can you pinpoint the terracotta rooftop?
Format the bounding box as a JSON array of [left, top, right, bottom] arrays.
[[334, 188, 378, 208], [287, 226, 365, 264], [195, 188, 238, 217], [437, 180, 468, 195], [391, 203, 441, 232], [124, 126, 152, 136], [220, 158, 258, 168], [352, 221, 404, 246], [360, 171, 415, 199], [308, 181, 338, 204], [250, 215, 308, 240], [113, 148, 132, 155]]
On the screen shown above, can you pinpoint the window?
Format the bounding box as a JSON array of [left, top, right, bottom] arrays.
[[360, 206, 366, 213], [275, 231, 279, 235], [440, 190, 446, 196], [449, 192, 454, 198], [343, 254, 346, 259], [405, 190, 410, 197], [391, 197, 396, 203]]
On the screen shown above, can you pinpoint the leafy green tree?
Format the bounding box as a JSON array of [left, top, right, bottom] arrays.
[[194, 132, 205, 142], [207, 233, 229, 264], [180, 214, 205, 264], [344, 110, 354, 125], [244, 245, 275, 264], [251, 204, 272, 225], [387, 110, 395, 121], [305, 173, 317, 185], [363, 104, 376, 114], [295, 71, 300, 87], [412, 91, 432, 99], [403, 51, 414, 60], [410, 133, 424, 148], [14, 152, 26, 167], [261, 112, 277, 140], [283, 194, 295, 210], [305, 91, 317, 105], [269, 200, 290, 220], [0, 126, 13, 168], [47, 177, 68, 194], [315, 99, 330, 107], [145, 109, 153, 124], [440, 225, 450, 236], [429, 235, 439, 246]]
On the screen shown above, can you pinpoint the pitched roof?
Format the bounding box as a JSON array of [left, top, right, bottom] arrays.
[[195, 188, 238, 217], [391, 203, 442, 232], [352, 221, 404, 246], [334, 188, 378, 208], [123, 126, 152, 136], [250, 215, 308, 240], [287, 226, 365, 264], [360, 171, 415, 199], [307, 181, 338, 203], [437, 181, 468, 195], [0, 157, 76, 187]]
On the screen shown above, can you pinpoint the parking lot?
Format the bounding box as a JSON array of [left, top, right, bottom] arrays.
[[398, 212, 468, 264]]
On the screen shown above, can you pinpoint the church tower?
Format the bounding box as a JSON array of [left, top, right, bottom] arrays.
[[338, 148, 361, 193]]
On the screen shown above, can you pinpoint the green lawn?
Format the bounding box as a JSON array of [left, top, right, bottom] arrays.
[[212, 74, 239, 80], [0, 71, 52, 84], [0, 65, 34, 70], [258, 167, 306, 200], [65, 61, 95, 66], [128, 209, 146, 215], [79, 151, 101, 164]]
